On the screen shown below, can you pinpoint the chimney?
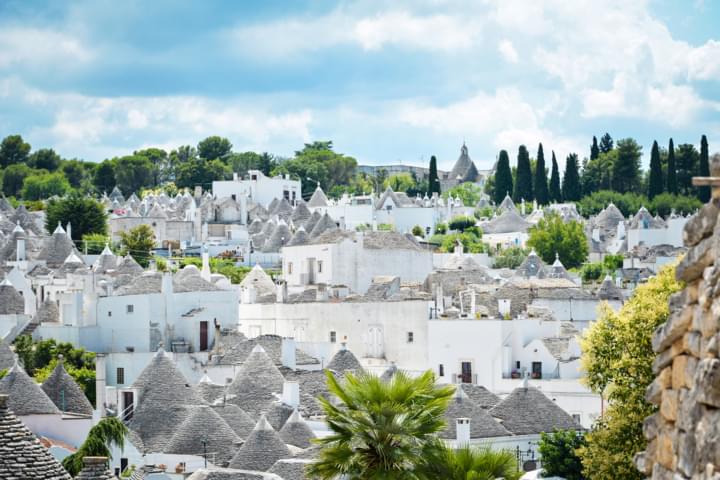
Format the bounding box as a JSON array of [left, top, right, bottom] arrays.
[[161, 271, 173, 295], [16, 235, 25, 262], [194, 185, 202, 199], [456, 418, 471, 447], [282, 381, 300, 408], [233, 172, 238, 181], [66, 222, 72, 240], [201, 244, 211, 282], [316, 284, 329, 302], [276, 281, 288, 303], [95, 353, 106, 417], [281, 337, 297, 370]]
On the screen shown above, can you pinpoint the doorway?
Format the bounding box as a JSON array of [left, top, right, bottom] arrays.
[[366, 326, 384, 358], [200, 321, 208, 351], [460, 361, 473, 383], [122, 391, 134, 421]]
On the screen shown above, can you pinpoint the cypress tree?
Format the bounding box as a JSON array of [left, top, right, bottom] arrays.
[[611, 138, 642, 193], [513, 145, 533, 203], [493, 150, 513, 205], [549, 151, 562, 203], [428, 155, 440, 195], [648, 140, 663, 200], [599, 133, 613, 153], [562, 153, 582, 201], [667, 138, 677, 195], [534, 143, 549, 205], [591, 136, 599, 160], [699, 135, 710, 203]]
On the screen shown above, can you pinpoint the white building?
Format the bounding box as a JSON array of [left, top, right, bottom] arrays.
[[213, 170, 301, 207]]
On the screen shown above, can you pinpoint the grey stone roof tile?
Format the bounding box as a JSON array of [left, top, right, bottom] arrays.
[[488, 385, 581, 435], [278, 409, 315, 448], [440, 387, 509, 439], [268, 458, 312, 480], [41, 358, 93, 415], [0, 339, 14, 371], [228, 415, 292, 472], [227, 345, 286, 419], [0, 364, 60, 415], [326, 348, 363, 374], [0, 281, 24, 315], [75, 457, 114, 480], [458, 384, 500, 409], [164, 405, 240, 465], [212, 403, 257, 440]]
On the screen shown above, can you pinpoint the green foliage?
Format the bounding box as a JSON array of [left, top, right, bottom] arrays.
[[611, 138, 642, 193], [34, 360, 96, 408], [513, 145, 533, 202], [474, 206, 494, 219], [603, 254, 624, 272], [590, 136, 600, 160], [577, 190, 701, 218], [599, 132, 613, 153], [275, 141, 357, 199], [580, 262, 604, 282], [699, 135, 710, 202], [562, 153, 582, 201], [119, 224, 155, 267], [377, 223, 394, 231], [176, 158, 231, 189], [492, 247, 527, 269], [412, 225, 425, 238], [62, 417, 128, 476], [527, 213, 588, 269], [46, 194, 108, 241], [307, 370, 455, 479], [429, 155, 440, 195], [2, 163, 33, 197], [448, 215, 476, 232], [81, 233, 111, 255], [28, 148, 62, 171], [579, 264, 682, 479], [197, 136, 232, 161], [179, 257, 251, 284], [439, 231, 484, 254], [0, 135, 31, 167], [444, 182, 482, 207], [534, 143, 549, 205], [421, 444, 521, 480], [648, 140, 663, 200], [60, 160, 86, 189], [676, 143, 699, 196], [666, 139, 677, 195], [384, 173, 415, 192], [494, 150, 513, 205], [549, 151, 562, 203], [538, 429, 586, 480], [93, 161, 116, 194], [114, 155, 155, 194], [435, 223, 448, 235], [0, 369, 6, 380], [582, 150, 615, 195], [21, 172, 71, 200]]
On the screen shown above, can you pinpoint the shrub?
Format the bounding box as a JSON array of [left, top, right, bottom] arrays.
[[539, 429, 586, 480], [493, 247, 527, 269], [411, 225, 425, 238], [603, 254, 624, 272], [581, 262, 604, 282], [527, 213, 588, 269], [648, 193, 702, 217], [435, 223, 448, 234], [576, 190, 645, 217], [377, 223, 394, 231], [448, 215, 476, 232], [81, 233, 111, 255]]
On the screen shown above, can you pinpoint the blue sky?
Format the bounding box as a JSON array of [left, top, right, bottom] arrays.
[[0, 0, 718, 171]]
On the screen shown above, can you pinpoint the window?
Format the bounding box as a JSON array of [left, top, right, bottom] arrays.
[[318, 260, 323, 273], [516, 360, 520, 369], [407, 332, 414, 343], [330, 331, 336, 343], [108, 311, 112, 317], [572, 413, 582, 424], [231, 194, 236, 201], [126, 305, 134, 314], [116, 367, 125, 385], [438, 364, 444, 377], [532, 361, 542, 379], [287, 262, 293, 274]]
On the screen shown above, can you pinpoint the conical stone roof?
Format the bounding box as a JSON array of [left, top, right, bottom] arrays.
[[497, 194, 516, 212], [272, 198, 293, 219], [164, 405, 240, 465], [265, 401, 294, 431], [248, 218, 263, 235], [34, 298, 60, 324], [307, 186, 329, 208], [278, 409, 315, 448], [0, 364, 60, 415], [93, 245, 117, 274], [0, 339, 15, 371], [267, 198, 280, 214], [326, 348, 363, 374], [39, 225, 77, 268], [196, 374, 225, 404], [41, 357, 93, 415], [212, 404, 257, 440], [75, 457, 113, 480], [514, 250, 546, 278], [0, 394, 71, 479], [303, 210, 322, 233], [0, 280, 24, 315], [488, 385, 580, 435], [268, 459, 312, 479], [239, 264, 276, 297], [228, 415, 291, 472], [291, 202, 311, 224], [597, 275, 623, 301], [449, 143, 479, 184], [286, 226, 309, 247], [309, 213, 337, 238], [115, 255, 144, 276], [261, 221, 291, 253], [441, 387, 509, 439], [227, 345, 285, 419]]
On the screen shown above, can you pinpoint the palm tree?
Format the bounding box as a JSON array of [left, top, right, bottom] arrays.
[[62, 416, 128, 476], [307, 370, 455, 479], [421, 443, 522, 480]]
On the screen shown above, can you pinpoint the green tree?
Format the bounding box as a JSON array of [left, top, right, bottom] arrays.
[[666, 139, 677, 195], [227, 151, 267, 177], [21, 172, 71, 200], [197, 136, 232, 161], [699, 135, 710, 202], [114, 155, 154, 194], [562, 153, 582, 201], [429, 155, 440, 195], [599, 132, 613, 153], [45, 194, 107, 241], [580, 262, 604, 283], [411, 225, 425, 238], [578, 264, 682, 479], [603, 253, 624, 272], [493, 150, 513, 205], [383, 173, 416, 192], [444, 182, 482, 207], [513, 145, 533, 202], [448, 215, 476, 232], [421, 444, 521, 480], [307, 370, 455, 479], [493, 246, 527, 269], [175, 158, 231, 189], [81, 233, 112, 255], [527, 213, 588, 268], [581, 150, 616, 195], [0, 134, 31, 167], [28, 148, 62, 171], [2, 163, 33, 197], [439, 231, 484, 253], [676, 143, 699, 196], [576, 190, 645, 217], [649, 193, 702, 218], [93, 160, 116, 194], [60, 160, 85, 189], [134, 147, 168, 185], [647, 140, 664, 200], [62, 417, 128, 476], [590, 136, 600, 160], [534, 143, 549, 205], [119, 224, 155, 267], [538, 430, 586, 480], [275, 141, 357, 198], [549, 151, 562, 203], [611, 138, 642, 193]]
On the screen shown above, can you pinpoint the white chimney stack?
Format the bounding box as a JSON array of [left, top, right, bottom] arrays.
[[282, 381, 300, 408], [281, 337, 296, 370], [95, 353, 106, 417], [456, 418, 471, 447]]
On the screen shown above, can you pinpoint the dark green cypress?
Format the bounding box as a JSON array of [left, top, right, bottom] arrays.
[[493, 150, 513, 205], [699, 135, 710, 203], [549, 151, 562, 203], [513, 145, 533, 203], [562, 153, 582, 201], [648, 140, 663, 200], [611, 138, 642, 194], [599, 133, 613, 153], [534, 143, 549, 205], [591, 136, 599, 160], [667, 138, 677, 195], [428, 155, 440, 195]]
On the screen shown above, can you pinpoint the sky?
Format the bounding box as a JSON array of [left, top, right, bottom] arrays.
[[0, 0, 718, 172]]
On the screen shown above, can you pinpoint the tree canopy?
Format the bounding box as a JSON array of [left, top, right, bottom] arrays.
[[534, 143, 549, 205], [444, 182, 482, 207], [549, 151, 562, 203], [45, 194, 107, 241], [494, 149, 513, 205], [0, 134, 31, 168], [561, 153, 581, 201], [647, 140, 663, 200], [513, 145, 533, 202], [119, 224, 155, 267], [526, 213, 588, 268]]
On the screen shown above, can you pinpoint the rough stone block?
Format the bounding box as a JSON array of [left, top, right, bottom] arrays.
[[654, 345, 679, 374], [683, 200, 719, 247], [644, 412, 661, 440], [697, 359, 720, 407], [706, 335, 718, 358], [686, 282, 700, 305], [678, 388, 703, 433], [654, 308, 694, 353], [661, 389, 679, 422], [673, 356, 690, 390], [676, 236, 714, 283], [656, 432, 676, 470], [677, 431, 697, 478], [695, 408, 720, 470], [647, 377, 664, 405], [684, 331, 702, 357]]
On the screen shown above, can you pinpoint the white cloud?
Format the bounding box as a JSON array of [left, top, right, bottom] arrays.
[[0, 27, 93, 69], [686, 40, 720, 81], [497, 40, 518, 63]]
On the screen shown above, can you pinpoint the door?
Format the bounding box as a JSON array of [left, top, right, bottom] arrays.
[[122, 391, 134, 421], [367, 326, 384, 358], [460, 362, 472, 384], [200, 321, 209, 351], [532, 361, 542, 379], [307, 258, 316, 285]]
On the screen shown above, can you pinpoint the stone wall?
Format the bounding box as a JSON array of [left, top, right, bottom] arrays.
[[638, 161, 720, 479]]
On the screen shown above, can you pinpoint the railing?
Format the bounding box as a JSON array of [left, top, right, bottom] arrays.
[[119, 404, 134, 423], [451, 373, 478, 384]]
